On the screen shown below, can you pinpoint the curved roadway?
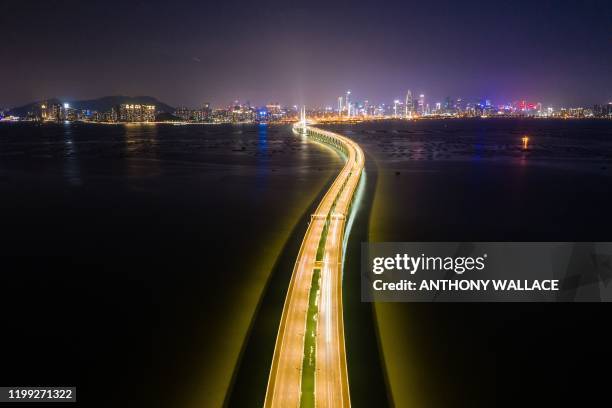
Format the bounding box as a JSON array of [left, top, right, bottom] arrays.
[[264, 123, 364, 408]]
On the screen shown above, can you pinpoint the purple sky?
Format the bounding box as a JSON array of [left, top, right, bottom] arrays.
[[1, 0, 610, 108]]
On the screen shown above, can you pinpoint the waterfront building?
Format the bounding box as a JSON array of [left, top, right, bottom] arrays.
[[265, 103, 286, 121], [63, 104, 78, 121], [118, 104, 156, 122], [174, 106, 191, 121], [593, 103, 612, 118], [46, 103, 63, 121], [48, 103, 60, 121], [173, 106, 207, 122], [202, 103, 212, 122], [229, 103, 256, 123]]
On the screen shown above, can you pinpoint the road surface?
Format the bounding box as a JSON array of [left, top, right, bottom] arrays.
[[265, 123, 364, 407]]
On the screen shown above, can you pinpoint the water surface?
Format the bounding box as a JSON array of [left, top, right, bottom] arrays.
[[0, 122, 343, 407], [325, 118, 612, 407]]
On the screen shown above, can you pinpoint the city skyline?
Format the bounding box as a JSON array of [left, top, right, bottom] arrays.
[[4, 91, 611, 123], [1, 0, 610, 108], [4, 89, 611, 112]]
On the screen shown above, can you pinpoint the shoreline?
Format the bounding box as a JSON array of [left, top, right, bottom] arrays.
[[2, 116, 611, 126]]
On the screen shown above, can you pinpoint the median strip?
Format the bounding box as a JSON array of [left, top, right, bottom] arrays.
[[300, 268, 321, 408]]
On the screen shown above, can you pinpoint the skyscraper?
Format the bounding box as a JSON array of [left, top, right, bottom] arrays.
[[444, 96, 452, 113], [405, 90, 413, 117], [454, 98, 464, 112], [418, 94, 425, 115], [345, 90, 351, 117]]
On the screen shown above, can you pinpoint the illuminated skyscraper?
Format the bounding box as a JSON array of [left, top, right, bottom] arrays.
[[418, 94, 425, 115], [454, 98, 464, 112], [444, 96, 452, 113], [405, 90, 413, 117], [338, 96, 343, 115], [345, 90, 351, 116]]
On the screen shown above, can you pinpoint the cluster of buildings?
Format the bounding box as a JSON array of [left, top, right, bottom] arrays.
[[13, 102, 158, 123], [2, 94, 611, 123], [172, 102, 296, 124], [2, 101, 299, 124], [312, 90, 612, 120]]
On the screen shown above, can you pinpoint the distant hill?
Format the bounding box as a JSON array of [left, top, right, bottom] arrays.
[[9, 95, 175, 117]]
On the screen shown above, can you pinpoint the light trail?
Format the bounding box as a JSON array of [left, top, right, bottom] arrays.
[[265, 122, 363, 408]]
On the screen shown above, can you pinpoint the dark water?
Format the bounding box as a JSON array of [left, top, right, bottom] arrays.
[[0, 122, 342, 407], [327, 119, 612, 241], [325, 119, 612, 407], [3, 119, 612, 407]]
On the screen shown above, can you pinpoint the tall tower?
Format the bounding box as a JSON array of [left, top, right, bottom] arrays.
[[405, 90, 413, 117], [338, 96, 343, 116], [345, 90, 351, 116], [418, 94, 425, 115]]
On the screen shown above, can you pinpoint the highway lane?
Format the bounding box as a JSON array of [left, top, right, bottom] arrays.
[[316, 131, 363, 408], [265, 123, 363, 408]]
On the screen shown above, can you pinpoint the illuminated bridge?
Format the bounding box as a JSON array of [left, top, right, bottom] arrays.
[[264, 119, 364, 407]]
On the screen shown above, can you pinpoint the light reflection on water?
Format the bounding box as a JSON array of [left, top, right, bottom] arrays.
[[256, 123, 269, 192], [124, 123, 161, 179], [62, 121, 82, 186]]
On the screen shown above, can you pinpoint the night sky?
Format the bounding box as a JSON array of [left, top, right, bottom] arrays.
[[1, 0, 610, 108]]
